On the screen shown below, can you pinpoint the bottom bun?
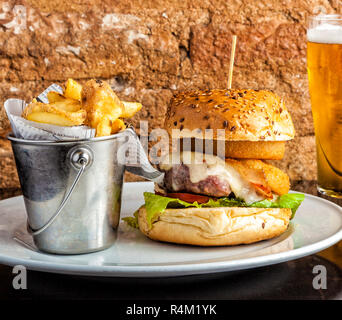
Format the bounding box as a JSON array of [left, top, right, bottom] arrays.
[[138, 206, 292, 246]]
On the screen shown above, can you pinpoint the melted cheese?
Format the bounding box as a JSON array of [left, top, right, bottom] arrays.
[[159, 152, 265, 204]]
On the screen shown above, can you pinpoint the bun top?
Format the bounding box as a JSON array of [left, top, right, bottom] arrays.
[[164, 89, 295, 141]]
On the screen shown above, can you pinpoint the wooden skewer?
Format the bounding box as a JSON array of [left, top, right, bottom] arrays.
[[227, 35, 237, 90]]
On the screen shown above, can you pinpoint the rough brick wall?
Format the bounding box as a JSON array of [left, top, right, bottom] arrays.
[[1, 0, 341, 198]]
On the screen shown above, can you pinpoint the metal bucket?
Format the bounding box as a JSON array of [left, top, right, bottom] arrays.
[[8, 128, 158, 254]]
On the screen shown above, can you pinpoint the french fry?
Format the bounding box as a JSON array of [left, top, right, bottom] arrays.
[[22, 101, 86, 126], [81, 79, 124, 136], [26, 112, 80, 126], [111, 118, 126, 134], [22, 101, 44, 118], [96, 118, 113, 137], [121, 101, 142, 118], [64, 78, 83, 101], [51, 99, 82, 112], [47, 91, 66, 103]]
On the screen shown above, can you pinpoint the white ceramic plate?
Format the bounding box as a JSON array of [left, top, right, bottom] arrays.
[[0, 182, 341, 278]]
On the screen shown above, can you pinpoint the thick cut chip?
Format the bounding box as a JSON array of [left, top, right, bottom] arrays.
[[111, 118, 126, 134], [51, 100, 82, 112], [22, 101, 86, 126], [64, 79, 83, 101], [121, 101, 142, 118], [96, 116, 112, 137], [47, 91, 65, 103], [81, 79, 124, 136], [26, 112, 79, 126]]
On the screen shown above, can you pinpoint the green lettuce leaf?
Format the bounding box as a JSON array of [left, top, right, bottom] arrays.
[[142, 192, 305, 227], [248, 193, 305, 218], [122, 210, 139, 229]]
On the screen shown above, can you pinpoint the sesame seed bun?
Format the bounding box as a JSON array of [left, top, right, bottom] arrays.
[[164, 89, 295, 142]]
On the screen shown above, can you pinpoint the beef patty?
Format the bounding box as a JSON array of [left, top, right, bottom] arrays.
[[162, 164, 232, 197]]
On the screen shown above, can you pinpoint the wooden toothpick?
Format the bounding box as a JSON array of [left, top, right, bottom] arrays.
[[227, 35, 237, 90]]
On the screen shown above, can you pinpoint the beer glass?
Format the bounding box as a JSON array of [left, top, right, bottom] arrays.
[[307, 15, 342, 198]]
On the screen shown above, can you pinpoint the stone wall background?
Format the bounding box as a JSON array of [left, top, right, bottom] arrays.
[[0, 0, 341, 199]]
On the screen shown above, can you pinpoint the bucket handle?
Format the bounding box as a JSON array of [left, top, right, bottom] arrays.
[[27, 146, 93, 236]]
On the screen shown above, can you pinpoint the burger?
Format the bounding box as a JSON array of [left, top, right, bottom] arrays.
[[126, 89, 304, 246]]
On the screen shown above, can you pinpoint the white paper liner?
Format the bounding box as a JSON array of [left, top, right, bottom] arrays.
[[4, 84, 95, 141]]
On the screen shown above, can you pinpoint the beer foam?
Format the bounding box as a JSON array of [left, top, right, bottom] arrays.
[[307, 23, 342, 44]]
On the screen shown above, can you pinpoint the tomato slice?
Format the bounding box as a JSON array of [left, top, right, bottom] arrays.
[[165, 192, 211, 204]]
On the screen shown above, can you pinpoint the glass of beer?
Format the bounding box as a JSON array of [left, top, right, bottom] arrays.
[[307, 14, 342, 198]]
